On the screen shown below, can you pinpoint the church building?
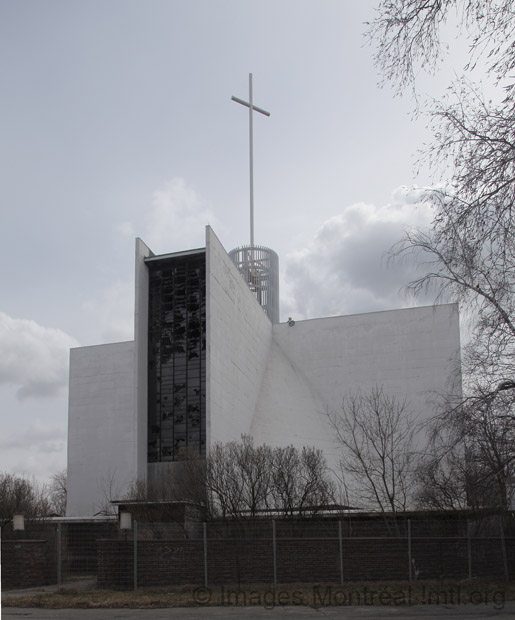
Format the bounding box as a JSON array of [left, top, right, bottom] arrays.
[[66, 226, 460, 516]]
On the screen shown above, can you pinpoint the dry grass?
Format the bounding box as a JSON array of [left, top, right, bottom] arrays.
[[3, 580, 515, 609]]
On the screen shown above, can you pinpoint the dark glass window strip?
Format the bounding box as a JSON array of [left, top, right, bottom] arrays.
[[147, 253, 206, 463]]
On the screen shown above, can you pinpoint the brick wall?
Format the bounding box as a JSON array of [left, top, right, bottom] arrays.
[[1, 540, 49, 589], [97, 535, 515, 589]]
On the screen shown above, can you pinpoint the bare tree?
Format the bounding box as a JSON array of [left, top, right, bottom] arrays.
[[270, 445, 335, 517], [414, 446, 471, 511], [205, 435, 273, 519], [206, 437, 336, 519], [370, 2, 515, 387], [417, 384, 515, 511], [48, 469, 67, 516], [467, 396, 515, 511], [368, 1, 515, 510], [123, 437, 272, 519], [96, 469, 123, 516], [124, 437, 336, 520], [203, 441, 245, 518], [328, 387, 417, 516], [0, 473, 51, 526], [391, 95, 515, 384]]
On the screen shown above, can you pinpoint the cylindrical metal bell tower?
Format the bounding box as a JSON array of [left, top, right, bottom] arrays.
[[228, 245, 279, 324]]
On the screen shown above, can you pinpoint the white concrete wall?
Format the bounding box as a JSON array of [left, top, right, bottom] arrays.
[[272, 304, 460, 406], [134, 238, 154, 481], [66, 342, 135, 516], [206, 226, 273, 450], [251, 304, 460, 470], [250, 338, 332, 452]]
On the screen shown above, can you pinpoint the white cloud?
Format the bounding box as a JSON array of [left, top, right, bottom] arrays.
[[0, 313, 79, 399], [82, 280, 134, 344], [140, 176, 224, 254], [283, 187, 435, 320]]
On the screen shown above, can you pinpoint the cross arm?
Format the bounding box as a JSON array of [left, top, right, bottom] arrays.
[[231, 96, 270, 117]]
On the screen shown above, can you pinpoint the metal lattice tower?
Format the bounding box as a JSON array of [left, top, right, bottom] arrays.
[[228, 245, 279, 324]]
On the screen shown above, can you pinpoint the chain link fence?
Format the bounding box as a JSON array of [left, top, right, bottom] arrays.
[[2, 514, 514, 590], [1, 518, 117, 589]]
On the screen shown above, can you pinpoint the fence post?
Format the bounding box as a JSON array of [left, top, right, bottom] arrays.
[[203, 522, 208, 587], [57, 522, 62, 587], [272, 520, 277, 586], [407, 519, 412, 585], [467, 520, 472, 579], [338, 520, 343, 585], [133, 520, 138, 591], [500, 516, 509, 581]]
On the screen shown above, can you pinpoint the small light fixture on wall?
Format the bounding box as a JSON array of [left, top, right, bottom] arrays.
[[119, 511, 132, 530], [13, 514, 25, 531]]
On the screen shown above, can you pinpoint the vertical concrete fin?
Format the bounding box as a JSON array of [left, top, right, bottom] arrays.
[[134, 238, 154, 482]]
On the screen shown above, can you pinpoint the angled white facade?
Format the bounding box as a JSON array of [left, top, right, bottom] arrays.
[[67, 227, 461, 516]]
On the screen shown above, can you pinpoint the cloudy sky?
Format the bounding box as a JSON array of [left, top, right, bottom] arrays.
[[1, 0, 469, 483]]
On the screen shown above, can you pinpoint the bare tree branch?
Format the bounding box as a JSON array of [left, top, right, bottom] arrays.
[[367, 1, 515, 94], [327, 387, 417, 517]]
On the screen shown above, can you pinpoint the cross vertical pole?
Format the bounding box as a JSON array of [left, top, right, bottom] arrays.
[[231, 73, 270, 252], [249, 73, 254, 249]]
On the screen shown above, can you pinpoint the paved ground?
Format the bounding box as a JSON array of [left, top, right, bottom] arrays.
[[2, 603, 515, 619], [1, 578, 96, 602], [3, 581, 515, 619]]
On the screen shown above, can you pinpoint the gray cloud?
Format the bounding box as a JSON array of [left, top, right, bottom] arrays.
[[283, 188, 435, 320], [0, 312, 79, 399], [0, 419, 66, 452]]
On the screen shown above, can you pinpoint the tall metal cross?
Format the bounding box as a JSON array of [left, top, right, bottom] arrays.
[[232, 73, 270, 248]]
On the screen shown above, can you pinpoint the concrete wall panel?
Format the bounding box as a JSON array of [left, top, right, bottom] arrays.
[[206, 227, 273, 449], [134, 238, 154, 481], [66, 342, 135, 516], [250, 338, 335, 456], [272, 304, 460, 409], [258, 304, 461, 466]]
